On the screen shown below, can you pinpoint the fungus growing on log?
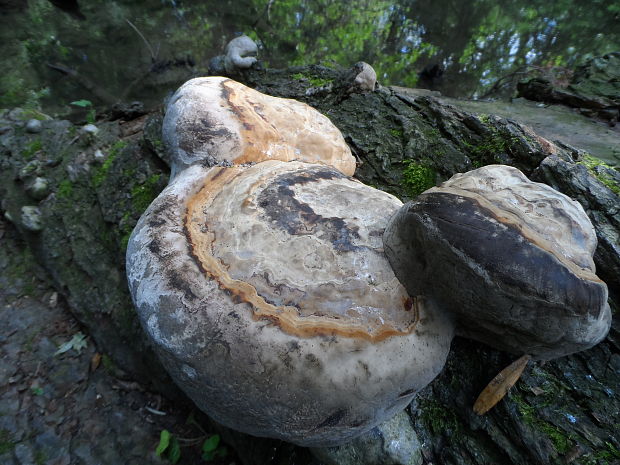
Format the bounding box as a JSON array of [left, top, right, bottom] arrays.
[[224, 35, 258, 74], [384, 164, 611, 361], [128, 77, 453, 446], [162, 77, 356, 177], [128, 77, 611, 446]]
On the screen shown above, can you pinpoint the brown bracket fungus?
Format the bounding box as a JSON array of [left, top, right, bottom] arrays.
[[384, 164, 611, 361], [128, 78, 454, 446]]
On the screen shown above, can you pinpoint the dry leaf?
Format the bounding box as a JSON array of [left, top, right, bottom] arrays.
[[54, 332, 87, 356], [91, 352, 102, 372], [530, 386, 545, 396], [473, 354, 531, 415]]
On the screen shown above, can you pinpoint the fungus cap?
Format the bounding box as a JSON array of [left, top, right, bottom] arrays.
[[127, 160, 453, 446], [162, 77, 356, 177], [224, 35, 258, 73], [384, 164, 611, 360]]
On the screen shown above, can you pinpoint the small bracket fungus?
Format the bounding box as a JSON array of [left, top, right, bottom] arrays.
[[128, 78, 454, 446], [384, 164, 611, 361], [224, 35, 258, 74], [348, 61, 377, 92], [162, 77, 356, 178]]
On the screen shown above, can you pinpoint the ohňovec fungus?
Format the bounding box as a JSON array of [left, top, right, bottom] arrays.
[[127, 77, 611, 446], [127, 77, 453, 446]]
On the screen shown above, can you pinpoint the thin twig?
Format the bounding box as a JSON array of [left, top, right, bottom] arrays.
[[145, 406, 167, 416], [125, 19, 157, 61]]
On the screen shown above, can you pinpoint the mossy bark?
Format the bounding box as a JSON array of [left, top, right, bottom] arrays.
[[0, 65, 618, 465]]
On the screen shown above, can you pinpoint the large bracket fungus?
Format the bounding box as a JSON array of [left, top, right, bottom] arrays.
[[384, 165, 611, 361], [128, 77, 611, 447], [128, 77, 453, 446]]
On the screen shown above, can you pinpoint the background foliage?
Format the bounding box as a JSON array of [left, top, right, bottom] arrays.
[[0, 0, 618, 111]]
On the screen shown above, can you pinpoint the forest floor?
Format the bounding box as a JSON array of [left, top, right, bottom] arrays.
[[0, 217, 236, 465]]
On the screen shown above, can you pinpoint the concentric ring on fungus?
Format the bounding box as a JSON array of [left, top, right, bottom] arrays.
[[128, 76, 454, 447], [183, 163, 421, 342]]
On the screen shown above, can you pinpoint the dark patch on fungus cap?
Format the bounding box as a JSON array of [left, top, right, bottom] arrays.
[[421, 192, 607, 318], [258, 167, 360, 253], [177, 114, 235, 157]]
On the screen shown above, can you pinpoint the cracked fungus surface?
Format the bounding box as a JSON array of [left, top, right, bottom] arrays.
[[184, 160, 419, 341], [438, 164, 598, 272]]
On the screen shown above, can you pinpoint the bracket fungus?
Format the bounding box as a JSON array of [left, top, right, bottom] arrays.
[[128, 77, 453, 446], [162, 77, 356, 178], [224, 34, 258, 74], [128, 77, 611, 446], [384, 164, 611, 361]]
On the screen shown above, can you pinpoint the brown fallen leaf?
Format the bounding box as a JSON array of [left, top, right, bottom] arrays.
[[90, 352, 102, 372], [473, 354, 531, 415]]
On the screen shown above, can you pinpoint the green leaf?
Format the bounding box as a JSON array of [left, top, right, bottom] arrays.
[[202, 450, 215, 461], [202, 434, 220, 453], [31, 386, 44, 396], [155, 429, 171, 457], [185, 410, 199, 428], [168, 437, 181, 464], [70, 99, 92, 108], [216, 446, 228, 458], [54, 332, 87, 356]]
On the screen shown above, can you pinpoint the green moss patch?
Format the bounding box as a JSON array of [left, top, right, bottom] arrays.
[[57, 180, 73, 198], [419, 399, 462, 436], [402, 160, 436, 197], [578, 154, 620, 195], [130, 174, 162, 213], [92, 140, 128, 187], [291, 72, 333, 87], [0, 429, 15, 454], [511, 392, 573, 454], [21, 138, 43, 159]]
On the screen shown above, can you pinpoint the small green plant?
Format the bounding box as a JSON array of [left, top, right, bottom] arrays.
[[155, 429, 181, 464], [389, 128, 403, 138], [30, 385, 44, 396], [201, 434, 227, 461], [70, 99, 92, 107], [402, 160, 436, 197], [70, 99, 96, 124], [155, 425, 228, 464]]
